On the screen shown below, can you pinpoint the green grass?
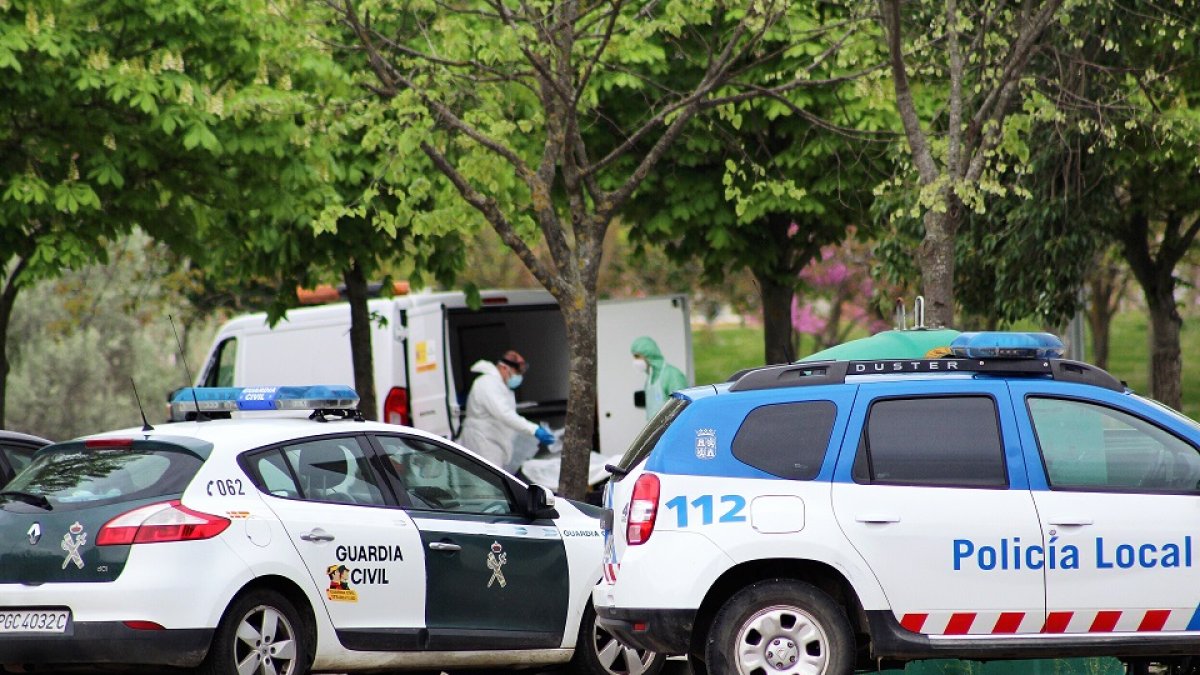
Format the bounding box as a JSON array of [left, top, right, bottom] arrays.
[[692, 313, 1200, 419]]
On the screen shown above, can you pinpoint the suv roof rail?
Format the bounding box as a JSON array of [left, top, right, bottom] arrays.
[[728, 358, 1124, 393]]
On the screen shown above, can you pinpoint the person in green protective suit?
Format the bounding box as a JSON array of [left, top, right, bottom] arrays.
[[631, 336, 688, 420]]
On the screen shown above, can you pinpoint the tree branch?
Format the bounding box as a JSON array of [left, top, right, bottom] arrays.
[[880, 0, 939, 184]]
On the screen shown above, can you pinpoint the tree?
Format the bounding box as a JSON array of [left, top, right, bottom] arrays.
[[329, 0, 870, 497], [0, 0, 319, 426], [875, 0, 1065, 326], [622, 5, 894, 365], [791, 234, 893, 356]]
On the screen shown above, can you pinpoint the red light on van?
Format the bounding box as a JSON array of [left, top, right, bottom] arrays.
[[384, 387, 411, 426], [481, 296, 508, 305], [85, 438, 134, 449], [626, 473, 660, 545]]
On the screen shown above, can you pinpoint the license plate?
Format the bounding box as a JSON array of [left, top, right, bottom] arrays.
[[0, 609, 71, 634]]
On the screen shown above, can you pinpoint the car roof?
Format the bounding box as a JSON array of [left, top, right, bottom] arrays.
[[0, 429, 52, 446], [80, 416, 452, 457]]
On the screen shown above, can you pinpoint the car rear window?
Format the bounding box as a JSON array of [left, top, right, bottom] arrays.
[[3, 442, 204, 510], [732, 401, 836, 480]]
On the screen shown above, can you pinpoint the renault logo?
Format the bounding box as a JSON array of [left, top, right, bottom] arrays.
[[27, 522, 41, 546]]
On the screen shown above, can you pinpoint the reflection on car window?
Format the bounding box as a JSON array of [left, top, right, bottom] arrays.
[[1029, 397, 1200, 492], [1, 444, 36, 477], [376, 435, 515, 515], [248, 450, 301, 498], [4, 446, 201, 509], [279, 438, 387, 506]]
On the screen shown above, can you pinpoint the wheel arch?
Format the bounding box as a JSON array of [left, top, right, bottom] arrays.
[[213, 575, 320, 655], [690, 558, 869, 658]]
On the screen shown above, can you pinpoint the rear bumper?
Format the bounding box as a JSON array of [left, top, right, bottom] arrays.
[[594, 606, 696, 655], [0, 622, 213, 667]]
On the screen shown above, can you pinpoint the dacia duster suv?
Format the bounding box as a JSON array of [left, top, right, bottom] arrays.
[[594, 332, 1200, 675]]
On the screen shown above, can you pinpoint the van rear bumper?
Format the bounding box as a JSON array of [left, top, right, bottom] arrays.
[[595, 606, 696, 655], [0, 622, 213, 667]]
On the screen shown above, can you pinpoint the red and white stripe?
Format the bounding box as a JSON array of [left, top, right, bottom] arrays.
[[603, 562, 620, 583], [901, 609, 1189, 635]]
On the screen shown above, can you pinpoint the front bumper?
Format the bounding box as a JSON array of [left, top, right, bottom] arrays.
[[594, 605, 696, 655], [0, 622, 213, 668]]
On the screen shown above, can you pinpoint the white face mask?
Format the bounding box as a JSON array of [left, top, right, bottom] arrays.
[[633, 358, 648, 374]]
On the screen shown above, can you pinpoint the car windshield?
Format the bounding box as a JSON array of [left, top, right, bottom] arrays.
[[3, 443, 203, 510]]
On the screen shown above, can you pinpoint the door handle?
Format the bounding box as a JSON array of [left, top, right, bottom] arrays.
[[855, 514, 901, 524], [428, 541, 462, 552], [299, 529, 335, 542], [1047, 518, 1093, 526]]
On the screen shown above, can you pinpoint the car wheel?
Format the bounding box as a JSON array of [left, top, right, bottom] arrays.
[[685, 653, 708, 675], [567, 602, 665, 675], [199, 589, 311, 675], [704, 579, 853, 675]]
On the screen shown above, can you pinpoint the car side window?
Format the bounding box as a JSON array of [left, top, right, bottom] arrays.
[[853, 396, 1008, 488], [248, 450, 302, 498], [375, 435, 516, 515], [1029, 397, 1200, 492], [277, 438, 387, 506], [1, 443, 36, 477], [202, 337, 237, 388], [732, 401, 836, 480]]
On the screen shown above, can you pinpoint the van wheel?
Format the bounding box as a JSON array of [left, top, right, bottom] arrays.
[[567, 602, 665, 675], [199, 589, 311, 675], [704, 580, 853, 675]]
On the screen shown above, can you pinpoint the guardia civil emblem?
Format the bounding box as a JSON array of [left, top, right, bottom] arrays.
[[61, 521, 86, 570], [486, 541, 508, 588], [695, 428, 716, 460]]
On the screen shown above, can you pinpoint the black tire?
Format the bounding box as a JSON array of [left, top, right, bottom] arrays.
[[198, 589, 312, 675], [685, 653, 708, 675], [704, 579, 853, 675], [566, 602, 666, 675]]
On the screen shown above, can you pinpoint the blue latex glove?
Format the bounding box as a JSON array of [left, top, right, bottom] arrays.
[[535, 426, 555, 445]]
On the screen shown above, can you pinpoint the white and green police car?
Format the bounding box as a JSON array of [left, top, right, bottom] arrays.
[[595, 332, 1200, 675], [0, 386, 662, 675]]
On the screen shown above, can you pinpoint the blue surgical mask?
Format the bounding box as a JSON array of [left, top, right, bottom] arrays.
[[507, 373, 524, 389]]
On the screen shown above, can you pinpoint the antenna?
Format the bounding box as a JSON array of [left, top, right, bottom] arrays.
[[169, 314, 206, 422], [130, 377, 154, 432]]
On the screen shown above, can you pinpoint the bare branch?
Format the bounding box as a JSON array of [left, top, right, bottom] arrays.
[[879, 0, 939, 185]]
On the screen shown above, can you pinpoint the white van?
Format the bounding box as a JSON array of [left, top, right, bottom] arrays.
[[195, 288, 693, 466]]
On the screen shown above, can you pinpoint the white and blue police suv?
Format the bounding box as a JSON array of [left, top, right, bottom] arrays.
[[0, 385, 662, 675], [594, 332, 1200, 675]]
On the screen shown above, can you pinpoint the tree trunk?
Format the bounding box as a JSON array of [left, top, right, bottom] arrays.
[[1145, 284, 1182, 410], [1086, 255, 1123, 371], [757, 272, 796, 365], [919, 207, 961, 328], [558, 294, 598, 500], [343, 261, 378, 421], [0, 258, 27, 429]]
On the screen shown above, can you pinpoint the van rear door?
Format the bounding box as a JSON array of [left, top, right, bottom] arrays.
[[597, 295, 692, 457], [400, 302, 451, 438]]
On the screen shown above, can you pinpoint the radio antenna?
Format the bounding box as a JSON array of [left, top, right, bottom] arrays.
[[169, 314, 206, 422], [130, 377, 154, 432]]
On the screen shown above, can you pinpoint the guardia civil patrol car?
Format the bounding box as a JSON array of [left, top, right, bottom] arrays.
[[0, 386, 662, 675], [594, 332, 1200, 675]]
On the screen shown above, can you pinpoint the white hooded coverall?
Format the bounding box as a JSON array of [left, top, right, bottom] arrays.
[[458, 360, 539, 469]]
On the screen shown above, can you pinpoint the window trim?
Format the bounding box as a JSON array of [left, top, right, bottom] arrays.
[[239, 432, 401, 508], [853, 393, 1011, 490], [1025, 394, 1200, 496]]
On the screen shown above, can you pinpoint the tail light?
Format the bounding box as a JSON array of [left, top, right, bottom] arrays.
[[384, 387, 410, 425], [97, 500, 230, 546], [626, 473, 660, 545]]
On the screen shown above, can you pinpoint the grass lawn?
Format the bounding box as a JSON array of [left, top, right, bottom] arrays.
[[693, 312, 1200, 418]]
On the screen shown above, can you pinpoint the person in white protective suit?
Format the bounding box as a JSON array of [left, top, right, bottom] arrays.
[[458, 350, 555, 470]]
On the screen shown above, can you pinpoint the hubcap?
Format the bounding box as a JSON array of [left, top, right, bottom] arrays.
[[593, 617, 658, 675], [233, 604, 299, 675], [735, 605, 828, 675]]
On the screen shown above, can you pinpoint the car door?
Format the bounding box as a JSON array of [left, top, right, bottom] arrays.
[[369, 433, 569, 651], [831, 380, 1046, 635], [245, 434, 427, 649], [1012, 381, 1200, 633]]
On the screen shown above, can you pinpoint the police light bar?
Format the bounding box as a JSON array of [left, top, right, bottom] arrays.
[[950, 332, 1065, 359], [169, 385, 360, 416]]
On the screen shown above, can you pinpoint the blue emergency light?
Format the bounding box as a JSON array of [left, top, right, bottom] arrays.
[[949, 332, 1065, 359], [169, 385, 360, 417]]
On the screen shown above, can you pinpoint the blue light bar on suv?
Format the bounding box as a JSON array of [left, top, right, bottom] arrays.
[[169, 385, 360, 416], [950, 332, 1065, 359]]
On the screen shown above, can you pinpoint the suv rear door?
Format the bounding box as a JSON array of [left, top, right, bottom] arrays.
[[831, 380, 1046, 635]]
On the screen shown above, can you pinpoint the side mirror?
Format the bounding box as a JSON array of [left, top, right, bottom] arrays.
[[527, 484, 558, 519]]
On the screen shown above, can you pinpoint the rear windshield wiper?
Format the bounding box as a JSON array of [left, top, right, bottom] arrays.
[[0, 490, 52, 510]]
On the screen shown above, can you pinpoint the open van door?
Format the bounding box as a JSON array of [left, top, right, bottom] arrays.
[[596, 295, 692, 457], [397, 302, 451, 438]]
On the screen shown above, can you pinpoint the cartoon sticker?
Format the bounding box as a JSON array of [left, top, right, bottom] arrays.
[[326, 564, 359, 602], [486, 541, 507, 588], [61, 522, 86, 570], [695, 428, 716, 460]]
